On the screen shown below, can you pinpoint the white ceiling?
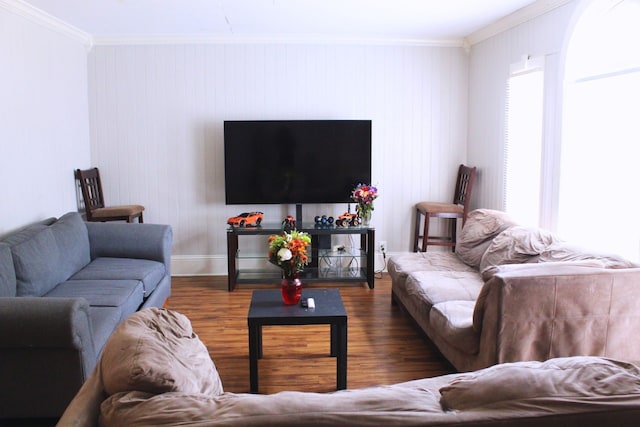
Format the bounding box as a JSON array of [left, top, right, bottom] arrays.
[[20, 0, 540, 42]]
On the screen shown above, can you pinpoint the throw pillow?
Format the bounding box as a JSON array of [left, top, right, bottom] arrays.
[[12, 228, 64, 296], [49, 212, 91, 280], [539, 242, 639, 269], [455, 209, 518, 268], [101, 308, 223, 397], [479, 225, 560, 271]]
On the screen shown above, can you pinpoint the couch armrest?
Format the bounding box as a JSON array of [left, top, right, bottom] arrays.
[[85, 222, 173, 269], [0, 297, 98, 417], [0, 297, 95, 352], [473, 265, 640, 366]]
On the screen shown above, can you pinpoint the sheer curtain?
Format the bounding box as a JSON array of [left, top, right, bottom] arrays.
[[559, 0, 640, 260], [504, 63, 544, 227]]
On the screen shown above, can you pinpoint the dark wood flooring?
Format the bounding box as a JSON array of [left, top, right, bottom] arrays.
[[167, 274, 454, 394]]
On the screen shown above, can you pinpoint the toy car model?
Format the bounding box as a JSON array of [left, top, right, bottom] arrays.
[[282, 215, 296, 231], [335, 212, 360, 227], [314, 215, 334, 225], [227, 212, 264, 227]]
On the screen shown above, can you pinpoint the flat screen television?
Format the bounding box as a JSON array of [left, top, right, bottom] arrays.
[[224, 120, 372, 205]]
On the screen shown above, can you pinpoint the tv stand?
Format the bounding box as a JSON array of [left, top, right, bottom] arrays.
[[227, 222, 375, 291], [295, 203, 303, 226]]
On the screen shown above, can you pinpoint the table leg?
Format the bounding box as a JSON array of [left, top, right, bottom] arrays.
[[330, 323, 337, 357], [248, 321, 260, 393], [336, 320, 347, 390], [227, 230, 238, 291], [366, 228, 375, 289]]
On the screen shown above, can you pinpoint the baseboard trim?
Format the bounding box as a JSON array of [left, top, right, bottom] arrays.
[[171, 255, 227, 276], [171, 252, 395, 276]]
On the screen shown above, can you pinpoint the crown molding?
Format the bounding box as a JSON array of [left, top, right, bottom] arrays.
[[91, 33, 466, 48], [0, 0, 92, 47], [4, 0, 570, 50], [465, 0, 575, 46]]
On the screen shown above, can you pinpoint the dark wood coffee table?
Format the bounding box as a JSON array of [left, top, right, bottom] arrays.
[[247, 288, 347, 393]]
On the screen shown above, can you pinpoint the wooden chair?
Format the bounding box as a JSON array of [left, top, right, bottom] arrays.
[[75, 168, 144, 223], [413, 164, 476, 252]]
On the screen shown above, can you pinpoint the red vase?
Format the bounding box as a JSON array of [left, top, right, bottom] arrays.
[[281, 275, 302, 305]]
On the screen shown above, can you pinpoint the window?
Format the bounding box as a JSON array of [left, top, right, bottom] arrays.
[[559, 0, 640, 260], [504, 57, 544, 226]]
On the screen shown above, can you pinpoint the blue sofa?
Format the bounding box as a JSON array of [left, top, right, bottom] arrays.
[[0, 211, 172, 419]]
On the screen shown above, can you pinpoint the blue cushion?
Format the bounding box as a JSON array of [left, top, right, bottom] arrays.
[[46, 280, 144, 320], [70, 258, 165, 297], [12, 228, 65, 296], [0, 224, 48, 247], [49, 212, 90, 281], [0, 243, 16, 297]]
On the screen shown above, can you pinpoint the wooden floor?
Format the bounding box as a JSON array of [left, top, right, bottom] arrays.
[[167, 274, 454, 394]]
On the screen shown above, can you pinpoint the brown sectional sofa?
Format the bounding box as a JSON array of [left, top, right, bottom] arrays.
[[389, 209, 640, 372], [59, 308, 640, 426]]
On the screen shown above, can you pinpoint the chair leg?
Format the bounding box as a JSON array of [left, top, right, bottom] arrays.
[[413, 208, 422, 252], [421, 214, 430, 252], [127, 213, 144, 223], [450, 218, 457, 252]]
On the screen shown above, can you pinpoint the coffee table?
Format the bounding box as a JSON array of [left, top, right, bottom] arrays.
[[247, 288, 347, 393]]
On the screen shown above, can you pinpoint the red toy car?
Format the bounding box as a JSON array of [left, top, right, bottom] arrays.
[[282, 215, 296, 231], [227, 212, 264, 227]]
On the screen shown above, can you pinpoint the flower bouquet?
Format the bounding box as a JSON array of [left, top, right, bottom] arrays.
[[268, 229, 312, 305], [268, 229, 312, 278], [352, 183, 378, 225]]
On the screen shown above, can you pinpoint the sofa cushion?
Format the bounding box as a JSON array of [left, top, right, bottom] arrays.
[[456, 209, 518, 268], [49, 212, 91, 281], [388, 252, 476, 288], [71, 258, 164, 297], [430, 301, 478, 355], [46, 280, 144, 318], [0, 243, 16, 297], [439, 356, 640, 411], [406, 271, 483, 308], [479, 225, 560, 271], [100, 308, 223, 397], [12, 228, 65, 296]]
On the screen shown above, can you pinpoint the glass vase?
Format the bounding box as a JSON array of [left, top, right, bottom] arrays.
[[281, 275, 303, 305], [357, 204, 372, 226]]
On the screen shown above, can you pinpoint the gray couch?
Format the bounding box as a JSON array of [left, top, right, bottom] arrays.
[[389, 209, 640, 373], [0, 211, 172, 419], [58, 308, 640, 426]]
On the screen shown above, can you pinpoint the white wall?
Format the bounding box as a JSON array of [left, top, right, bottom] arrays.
[[0, 6, 90, 233], [0, 0, 584, 275], [88, 43, 469, 274], [467, 0, 580, 229]]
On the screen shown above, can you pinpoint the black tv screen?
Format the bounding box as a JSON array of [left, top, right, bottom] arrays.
[[224, 120, 372, 205]]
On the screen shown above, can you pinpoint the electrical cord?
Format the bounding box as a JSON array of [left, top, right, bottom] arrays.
[[374, 249, 387, 278]]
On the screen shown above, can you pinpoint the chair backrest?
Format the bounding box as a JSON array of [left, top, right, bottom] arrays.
[[453, 164, 477, 224], [75, 168, 105, 220]]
